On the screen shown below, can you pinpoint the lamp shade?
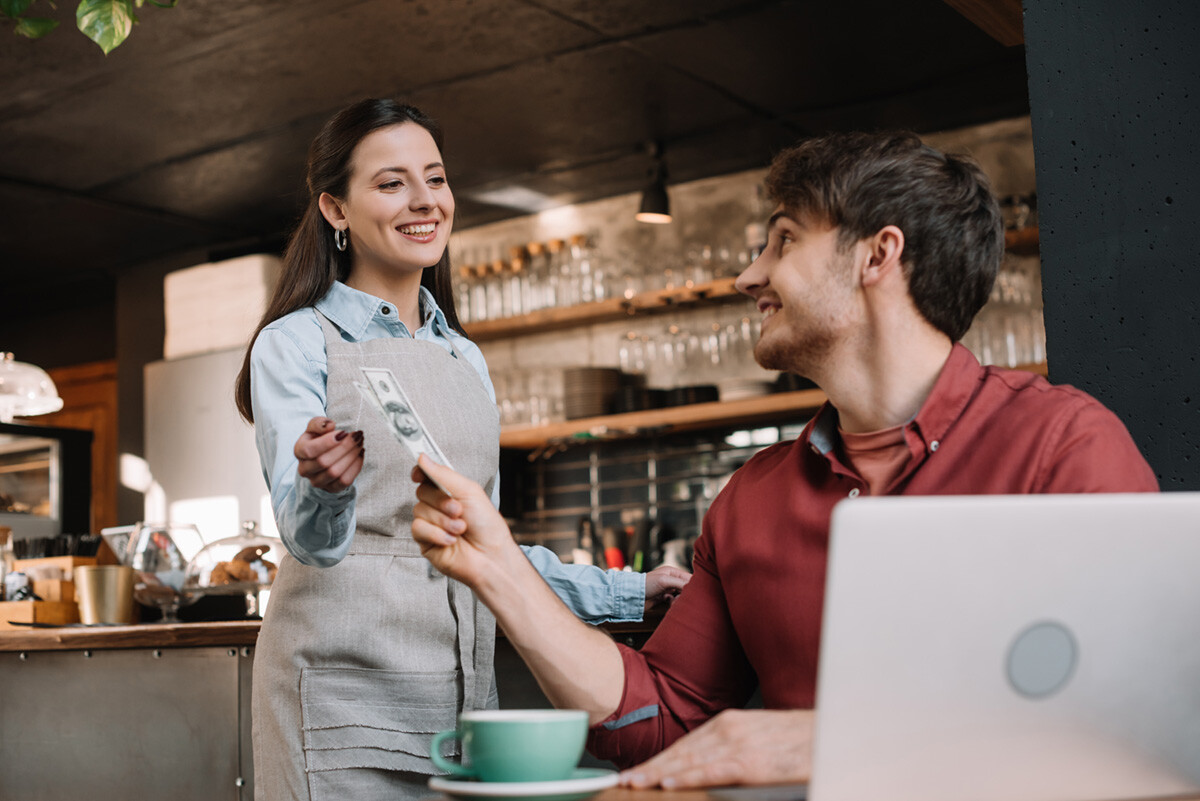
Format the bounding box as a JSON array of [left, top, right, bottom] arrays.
[[0, 353, 64, 423], [636, 180, 672, 224], [635, 146, 672, 224]]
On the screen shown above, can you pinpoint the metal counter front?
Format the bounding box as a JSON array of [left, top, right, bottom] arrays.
[[0, 617, 659, 798], [0, 622, 257, 800]]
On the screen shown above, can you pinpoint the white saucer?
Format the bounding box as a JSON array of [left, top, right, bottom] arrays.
[[429, 767, 619, 801]]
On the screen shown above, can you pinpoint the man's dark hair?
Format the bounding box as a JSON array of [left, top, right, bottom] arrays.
[[764, 131, 1003, 341]]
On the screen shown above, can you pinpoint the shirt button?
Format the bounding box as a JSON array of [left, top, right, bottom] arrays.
[[930, 440, 940, 452], [381, 305, 391, 315], [848, 488, 860, 498]]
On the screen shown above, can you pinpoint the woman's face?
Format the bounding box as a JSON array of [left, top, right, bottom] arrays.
[[326, 122, 454, 280]]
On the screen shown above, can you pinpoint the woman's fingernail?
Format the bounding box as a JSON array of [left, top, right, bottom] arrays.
[[353, 430, 364, 442], [661, 777, 677, 790], [335, 430, 348, 441]]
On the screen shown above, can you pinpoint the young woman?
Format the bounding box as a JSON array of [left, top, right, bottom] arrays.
[[233, 99, 688, 800]]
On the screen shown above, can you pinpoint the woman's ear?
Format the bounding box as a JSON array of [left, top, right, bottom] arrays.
[[318, 192, 347, 230], [861, 225, 905, 288]]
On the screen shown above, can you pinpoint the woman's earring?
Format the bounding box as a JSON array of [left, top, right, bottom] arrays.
[[334, 228, 348, 252]]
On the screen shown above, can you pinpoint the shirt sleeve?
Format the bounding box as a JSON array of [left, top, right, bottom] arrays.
[[520, 545, 645, 624], [585, 498, 758, 767], [1036, 395, 1160, 492], [250, 323, 358, 567]]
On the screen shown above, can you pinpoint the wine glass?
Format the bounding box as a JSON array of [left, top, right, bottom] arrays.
[[126, 522, 199, 623]]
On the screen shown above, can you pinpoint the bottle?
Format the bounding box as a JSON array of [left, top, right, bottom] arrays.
[[547, 238, 573, 306], [506, 245, 529, 318], [526, 241, 550, 312], [469, 263, 489, 323], [455, 265, 474, 324], [568, 234, 598, 303], [487, 258, 507, 320]]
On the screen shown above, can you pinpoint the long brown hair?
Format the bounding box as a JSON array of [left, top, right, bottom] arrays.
[[235, 99, 465, 423]]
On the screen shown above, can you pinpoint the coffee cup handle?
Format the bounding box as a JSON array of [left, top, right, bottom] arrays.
[[431, 729, 478, 778]]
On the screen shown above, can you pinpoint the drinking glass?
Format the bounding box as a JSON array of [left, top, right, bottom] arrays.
[[126, 522, 198, 623]]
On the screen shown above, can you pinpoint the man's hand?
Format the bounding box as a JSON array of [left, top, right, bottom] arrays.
[[618, 709, 814, 789], [294, 417, 364, 492], [643, 565, 691, 610], [411, 455, 524, 585]]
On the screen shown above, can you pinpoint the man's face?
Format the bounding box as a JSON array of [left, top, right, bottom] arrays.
[[733, 207, 858, 376]]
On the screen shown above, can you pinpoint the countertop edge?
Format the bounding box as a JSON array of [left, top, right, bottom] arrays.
[[0, 609, 667, 652]]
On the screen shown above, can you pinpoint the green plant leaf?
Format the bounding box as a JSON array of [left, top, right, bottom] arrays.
[[144, 0, 177, 6], [76, 0, 135, 54], [0, 0, 35, 18], [14, 16, 59, 37]]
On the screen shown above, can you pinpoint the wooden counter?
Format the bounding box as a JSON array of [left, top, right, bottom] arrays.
[[0, 619, 261, 652], [0, 609, 665, 653]]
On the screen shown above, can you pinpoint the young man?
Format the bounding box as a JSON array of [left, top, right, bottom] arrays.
[[410, 132, 1158, 789]]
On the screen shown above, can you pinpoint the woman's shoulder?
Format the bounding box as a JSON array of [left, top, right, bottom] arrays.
[[253, 307, 325, 364], [264, 305, 320, 334]]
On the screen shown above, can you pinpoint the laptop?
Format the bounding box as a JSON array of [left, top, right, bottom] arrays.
[[804, 492, 1200, 801]]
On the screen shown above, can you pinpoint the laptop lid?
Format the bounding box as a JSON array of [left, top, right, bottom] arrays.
[[810, 493, 1200, 801]]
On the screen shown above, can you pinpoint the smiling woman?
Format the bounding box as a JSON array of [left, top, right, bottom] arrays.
[[228, 98, 675, 800]]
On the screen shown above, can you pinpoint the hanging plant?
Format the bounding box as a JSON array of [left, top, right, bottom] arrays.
[[2, 0, 178, 55]]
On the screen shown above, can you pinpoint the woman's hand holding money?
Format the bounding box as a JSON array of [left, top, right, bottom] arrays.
[[294, 417, 365, 492]]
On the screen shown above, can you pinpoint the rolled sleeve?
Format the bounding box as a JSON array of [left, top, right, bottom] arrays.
[[251, 322, 358, 566], [521, 545, 646, 624]]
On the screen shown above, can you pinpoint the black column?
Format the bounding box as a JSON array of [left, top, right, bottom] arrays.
[[1023, 0, 1200, 489]]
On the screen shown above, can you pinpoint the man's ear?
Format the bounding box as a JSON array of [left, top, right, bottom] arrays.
[[318, 192, 347, 229], [861, 225, 905, 288]]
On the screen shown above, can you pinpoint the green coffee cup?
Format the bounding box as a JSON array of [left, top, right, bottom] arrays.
[[430, 709, 589, 782]]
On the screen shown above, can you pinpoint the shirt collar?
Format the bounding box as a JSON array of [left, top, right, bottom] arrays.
[[314, 280, 450, 340], [419, 285, 450, 334], [803, 343, 983, 453], [908, 343, 984, 446]]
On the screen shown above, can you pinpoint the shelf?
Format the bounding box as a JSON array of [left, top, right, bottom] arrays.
[[499, 388, 827, 451], [499, 361, 1048, 452], [463, 277, 751, 343], [467, 230, 1038, 343]]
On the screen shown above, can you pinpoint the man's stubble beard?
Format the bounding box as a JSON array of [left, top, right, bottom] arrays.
[[753, 323, 839, 378], [752, 250, 855, 378]]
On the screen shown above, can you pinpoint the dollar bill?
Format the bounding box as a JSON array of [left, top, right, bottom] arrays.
[[358, 366, 455, 496]]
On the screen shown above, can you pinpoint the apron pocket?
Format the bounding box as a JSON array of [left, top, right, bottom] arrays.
[[300, 665, 461, 777]]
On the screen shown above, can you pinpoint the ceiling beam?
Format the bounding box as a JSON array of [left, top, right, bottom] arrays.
[[942, 0, 1025, 46]]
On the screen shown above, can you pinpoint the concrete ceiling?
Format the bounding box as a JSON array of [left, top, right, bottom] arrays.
[[0, 0, 1028, 314]]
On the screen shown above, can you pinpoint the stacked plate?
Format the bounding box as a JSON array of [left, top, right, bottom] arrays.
[[563, 367, 623, 419]]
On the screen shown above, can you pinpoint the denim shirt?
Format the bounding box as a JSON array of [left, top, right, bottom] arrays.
[[248, 280, 644, 623]]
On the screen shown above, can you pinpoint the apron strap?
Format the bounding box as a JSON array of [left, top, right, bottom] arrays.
[[448, 578, 479, 711]]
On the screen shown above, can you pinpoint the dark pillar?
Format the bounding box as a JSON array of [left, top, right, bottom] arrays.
[[1023, 0, 1200, 489]]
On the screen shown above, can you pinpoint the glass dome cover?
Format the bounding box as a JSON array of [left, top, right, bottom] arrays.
[[184, 521, 281, 612], [0, 353, 64, 423]]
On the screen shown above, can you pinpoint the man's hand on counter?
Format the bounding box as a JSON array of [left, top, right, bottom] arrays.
[[617, 709, 814, 790]]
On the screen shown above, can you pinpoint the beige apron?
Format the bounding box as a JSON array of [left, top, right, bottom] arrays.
[[253, 311, 500, 801]]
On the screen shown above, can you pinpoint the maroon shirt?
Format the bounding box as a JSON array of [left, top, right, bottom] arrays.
[[588, 345, 1158, 766]]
